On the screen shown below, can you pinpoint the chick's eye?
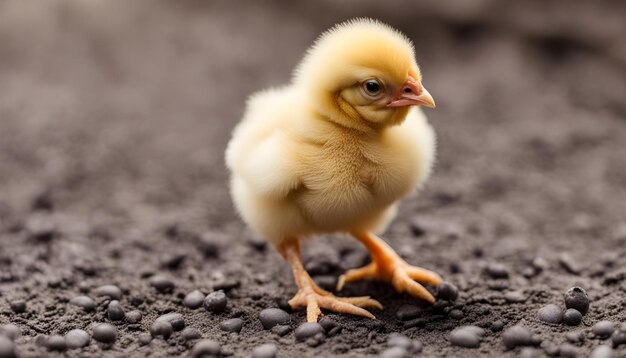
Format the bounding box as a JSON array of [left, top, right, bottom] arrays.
[[362, 79, 383, 96]]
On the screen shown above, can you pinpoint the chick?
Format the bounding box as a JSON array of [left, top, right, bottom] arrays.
[[226, 18, 442, 322]]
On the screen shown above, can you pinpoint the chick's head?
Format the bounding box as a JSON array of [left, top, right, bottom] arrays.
[[295, 18, 435, 131]]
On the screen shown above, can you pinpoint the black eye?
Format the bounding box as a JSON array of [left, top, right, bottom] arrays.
[[364, 80, 380, 94]]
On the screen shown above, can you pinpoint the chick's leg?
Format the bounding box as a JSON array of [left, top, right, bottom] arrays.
[[337, 232, 442, 303], [278, 239, 382, 322]]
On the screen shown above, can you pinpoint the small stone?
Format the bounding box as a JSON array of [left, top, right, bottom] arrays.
[[396, 305, 421, 321], [107, 300, 125, 321], [204, 291, 227, 313], [92, 323, 117, 344], [490, 320, 504, 332], [150, 321, 173, 339], [184, 290, 205, 309], [182, 328, 202, 341], [437, 282, 459, 301], [380, 347, 408, 358], [259, 308, 290, 330], [219, 318, 243, 333], [504, 291, 527, 303], [537, 304, 563, 324], [592, 321, 615, 338], [190, 339, 220, 358], [150, 275, 175, 293], [520, 347, 540, 358], [46, 335, 67, 351], [295, 322, 324, 342], [156, 312, 185, 331], [559, 343, 578, 358], [270, 324, 291, 336], [0, 325, 20, 340], [485, 263, 509, 279], [252, 343, 277, 358], [559, 254, 581, 274], [450, 326, 482, 348], [138, 333, 152, 346], [125, 310, 142, 324], [387, 333, 412, 350], [564, 287, 589, 315], [565, 331, 584, 344], [449, 309, 464, 319], [9, 300, 26, 314], [95, 285, 123, 300], [319, 317, 339, 333], [0, 336, 16, 358], [590, 345, 614, 358], [65, 329, 90, 349], [611, 330, 626, 346], [69, 296, 96, 312], [562, 309, 582, 326], [502, 325, 537, 349]]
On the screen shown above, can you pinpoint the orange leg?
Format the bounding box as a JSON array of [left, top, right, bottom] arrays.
[[278, 239, 382, 322], [337, 232, 442, 303]]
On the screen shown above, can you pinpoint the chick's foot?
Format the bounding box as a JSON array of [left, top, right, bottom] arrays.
[[279, 239, 382, 322], [338, 232, 442, 303]]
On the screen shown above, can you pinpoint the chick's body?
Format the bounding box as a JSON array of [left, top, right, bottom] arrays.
[[227, 88, 435, 244], [226, 19, 443, 322]]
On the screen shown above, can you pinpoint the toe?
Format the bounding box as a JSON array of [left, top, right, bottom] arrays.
[[392, 271, 436, 304], [404, 265, 442, 286], [319, 296, 376, 320], [337, 296, 383, 310]]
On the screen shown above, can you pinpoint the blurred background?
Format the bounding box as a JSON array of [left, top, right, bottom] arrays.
[[1, 1, 626, 356]]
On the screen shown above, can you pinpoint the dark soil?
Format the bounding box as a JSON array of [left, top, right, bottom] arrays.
[[1, 1, 626, 357]]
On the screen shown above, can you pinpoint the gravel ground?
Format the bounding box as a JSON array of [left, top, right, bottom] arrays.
[[1, 1, 626, 357]]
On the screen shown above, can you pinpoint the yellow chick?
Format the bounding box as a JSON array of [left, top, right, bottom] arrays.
[[226, 18, 442, 322]]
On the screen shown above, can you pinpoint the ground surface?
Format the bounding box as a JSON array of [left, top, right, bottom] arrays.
[[1, 1, 626, 357]]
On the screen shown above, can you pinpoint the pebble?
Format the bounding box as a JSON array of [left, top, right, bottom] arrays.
[[270, 324, 291, 336], [92, 323, 117, 344], [156, 312, 185, 331], [396, 305, 421, 321], [380, 347, 408, 358], [107, 300, 125, 321], [449, 309, 464, 319], [319, 317, 340, 333], [611, 330, 626, 346], [520, 347, 540, 358], [590, 345, 614, 358], [504, 291, 527, 303], [565, 331, 584, 344], [125, 310, 142, 324], [0, 325, 20, 340], [65, 329, 90, 349], [69, 295, 96, 312], [485, 263, 509, 279], [450, 326, 483, 348], [502, 325, 538, 349], [295, 322, 324, 342], [562, 308, 582, 326], [95, 285, 123, 300], [204, 291, 227, 313], [150, 275, 175, 293], [184, 290, 205, 309], [252, 343, 277, 358], [259, 308, 290, 329], [437, 282, 459, 301], [490, 320, 504, 332], [0, 336, 16, 358], [388, 333, 412, 350], [564, 287, 589, 315], [46, 335, 67, 351], [151, 321, 173, 339], [559, 343, 578, 358], [537, 304, 563, 324], [138, 333, 152, 346], [559, 254, 581, 274], [592, 321, 615, 338], [9, 300, 26, 314], [182, 328, 202, 341], [219, 318, 243, 333], [190, 339, 221, 358]]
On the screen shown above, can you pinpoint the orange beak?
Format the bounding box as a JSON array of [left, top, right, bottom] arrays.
[[386, 76, 436, 108]]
